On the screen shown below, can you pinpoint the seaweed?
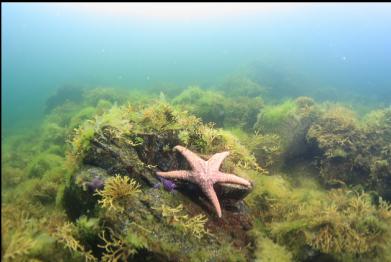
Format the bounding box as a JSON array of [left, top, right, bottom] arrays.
[[53, 222, 97, 261], [95, 175, 142, 213], [250, 229, 293, 262], [255, 99, 298, 133], [4, 84, 391, 262], [153, 204, 210, 239], [172, 86, 227, 127], [216, 74, 266, 98], [98, 226, 148, 262], [258, 179, 391, 260], [45, 85, 84, 113], [306, 105, 391, 197], [1, 209, 37, 261]]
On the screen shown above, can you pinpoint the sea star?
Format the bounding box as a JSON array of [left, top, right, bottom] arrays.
[[156, 145, 252, 218]]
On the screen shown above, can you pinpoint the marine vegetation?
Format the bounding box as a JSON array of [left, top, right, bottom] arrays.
[[250, 228, 293, 262], [53, 222, 97, 261], [98, 227, 147, 262], [58, 96, 266, 260], [2, 85, 391, 262], [306, 105, 391, 198], [271, 189, 391, 261], [306, 105, 363, 185], [153, 204, 209, 239], [255, 99, 298, 133], [173, 85, 263, 130], [2, 208, 38, 261], [95, 174, 142, 213], [172, 85, 227, 127], [252, 97, 319, 165], [45, 85, 85, 113], [249, 174, 391, 261], [215, 74, 266, 98], [233, 129, 282, 168]]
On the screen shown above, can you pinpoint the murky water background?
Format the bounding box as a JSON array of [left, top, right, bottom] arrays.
[[2, 3, 391, 135]]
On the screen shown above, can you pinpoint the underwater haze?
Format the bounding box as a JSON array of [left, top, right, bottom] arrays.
[[2, 3, 391, 262], [2, 3, 391, 134]]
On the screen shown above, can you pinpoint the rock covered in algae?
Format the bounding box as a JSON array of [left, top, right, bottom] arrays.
[[80, 127, 252, 203], [62, 102, 259, 260]]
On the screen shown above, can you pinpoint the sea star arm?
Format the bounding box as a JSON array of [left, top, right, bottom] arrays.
[[174, 145, 204, 170], [207, 151, 230, 171], [215, 172, 252, 188], [202, 185, 222, 218], [156, 170, 191, 180]]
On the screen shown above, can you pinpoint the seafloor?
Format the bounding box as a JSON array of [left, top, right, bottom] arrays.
[[2, 76, 391, 261]]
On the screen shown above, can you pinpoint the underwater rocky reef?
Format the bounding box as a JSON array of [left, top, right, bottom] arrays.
[[2, 81, 391, 262]]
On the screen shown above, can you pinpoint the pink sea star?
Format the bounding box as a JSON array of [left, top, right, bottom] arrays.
[[156, 145, 252, 218]]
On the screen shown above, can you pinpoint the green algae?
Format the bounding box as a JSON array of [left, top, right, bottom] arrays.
[[255, 99, 298, 133], [2, 86, 391, 262], [173, 85, 263, 130]]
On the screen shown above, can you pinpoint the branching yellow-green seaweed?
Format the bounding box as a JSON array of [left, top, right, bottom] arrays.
[[153, 204, 210, 239], [251, 230, 293, 262], [5, 85, 391, 262], [306, 104, 391, 191], [53, 222, 97, 262], [254, 99, 298, 134], [95, 175, 141, 213], [234, 129, 282, 168], [98, 227, 146, 262], [1, 210, 37, 261], [266, 186, 391, 260]]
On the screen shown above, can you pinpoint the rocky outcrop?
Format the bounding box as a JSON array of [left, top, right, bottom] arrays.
[[62, 125, 255, 260]]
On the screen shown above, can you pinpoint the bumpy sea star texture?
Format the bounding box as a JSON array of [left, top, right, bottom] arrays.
[[157, 145, 252, 218]]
